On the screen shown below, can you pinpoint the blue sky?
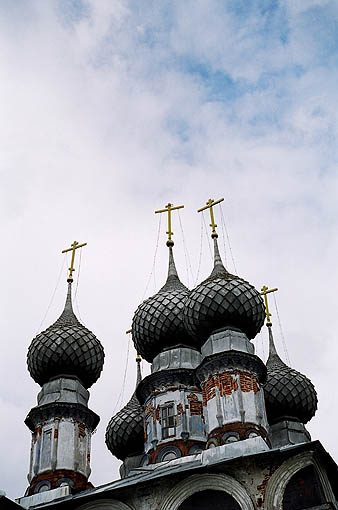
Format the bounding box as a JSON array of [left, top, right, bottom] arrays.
[[0, 0, 338, 500]]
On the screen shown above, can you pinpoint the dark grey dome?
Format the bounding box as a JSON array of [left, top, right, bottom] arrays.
[[132, 247, 194, 363], [183, 238, 265, 346], [105, 360, 144, 460], [27, 283, 104, 389], [264, 327, 317, 424]]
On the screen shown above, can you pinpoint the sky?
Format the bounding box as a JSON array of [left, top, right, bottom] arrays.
[[0, 0, 338, 500]]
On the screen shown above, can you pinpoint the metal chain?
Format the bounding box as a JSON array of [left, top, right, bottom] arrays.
[[112, 333, 131, 414], [202, 211, 213, 261], [142, 215, 162, 300], [178, 209, 195, 287], [36, 254, 66, 334], [194, 215, 204, 286], [273, 293, 291, 365], [220, 204, 238, 274]]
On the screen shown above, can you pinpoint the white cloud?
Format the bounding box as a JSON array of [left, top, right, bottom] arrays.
[[0, 0, 337, 499]]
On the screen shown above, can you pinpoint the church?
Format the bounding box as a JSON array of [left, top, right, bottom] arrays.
[[2, 199, 338, 510]]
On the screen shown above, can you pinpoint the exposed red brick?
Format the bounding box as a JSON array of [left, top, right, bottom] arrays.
[[28, 469, 92, 496], [147, 439, 205, 464]]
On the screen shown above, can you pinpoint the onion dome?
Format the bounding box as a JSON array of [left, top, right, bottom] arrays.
[[27, 283, 104, 389], [264, 326, 317, 424], [105, 356, 144, 461], [132, 244, 194, 363], [183, 237, 265, 347]]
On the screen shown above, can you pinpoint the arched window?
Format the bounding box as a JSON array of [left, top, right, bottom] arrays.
[[283, 465, 325, 509], [178, 490, 241, 510]]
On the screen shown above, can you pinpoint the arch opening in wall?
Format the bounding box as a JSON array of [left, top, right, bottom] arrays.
[[160, 473, 254, 510], [178, 489, 241, 510], [283, 465, 325, 510]]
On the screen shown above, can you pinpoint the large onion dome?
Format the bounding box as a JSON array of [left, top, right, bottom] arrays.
[[27, 283, 104, 389], [105, 357, 144, 461], [264, 326, 317, 424], [132, 245, 194, 363], [183, 237, 265, 347]]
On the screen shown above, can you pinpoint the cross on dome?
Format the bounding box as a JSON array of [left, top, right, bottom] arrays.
[[155, 202, 184, 246], [62, 240, 87, 282], [260, 285, 278, 327], [197, 197, 224, 238]]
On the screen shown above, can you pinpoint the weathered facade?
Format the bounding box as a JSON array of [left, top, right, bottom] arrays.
[[6, 209, 338, 509]]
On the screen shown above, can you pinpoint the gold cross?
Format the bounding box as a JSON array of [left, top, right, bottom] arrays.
[[62, 241, 87, 282], [197, 198, 224, 238], [155, 203, 184, 245], [260, 285, 278, 326]]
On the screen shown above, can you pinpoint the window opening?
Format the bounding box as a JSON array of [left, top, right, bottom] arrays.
[[161, 404, 176, 439]]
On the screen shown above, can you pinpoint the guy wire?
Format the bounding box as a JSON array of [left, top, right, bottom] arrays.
[[219, 205, 228, 267], [202, 211, 213, 261], [142, 215, 162, 301], [36, 253, 66, 334], [178, 209, 195, 287], [112, 333, 131, 414], [194, 215, 204, 286], [220, 204, 238, 274], [74, 247, 85, 325], [273, 293, 291, 365]]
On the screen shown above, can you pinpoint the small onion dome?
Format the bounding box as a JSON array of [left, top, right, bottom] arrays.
[[27, 283, 104, 389], [105, 358, 144, 461], [183, 237, 265, 346], [132, 245, 193, 363], [264, 326, 317, 424]]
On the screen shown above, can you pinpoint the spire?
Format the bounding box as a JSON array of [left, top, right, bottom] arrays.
[[136, 354, 142, 386], [208, 236, 228, 279], [53, 282, 81, 328], [266, 324, 286, 370], [197, 197, 232, 281], [159, 244, 188, 293]]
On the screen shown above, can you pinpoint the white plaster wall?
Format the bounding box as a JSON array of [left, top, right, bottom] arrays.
[[57, 420, 75, 471], [144, 389, 205, 453], [206, 388, 268, 433]]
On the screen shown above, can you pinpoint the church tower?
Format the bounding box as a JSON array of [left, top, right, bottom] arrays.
[[25, 241, 104, 495], [131, 204, 206, 464], [183, 199, 268, 448], [261, 285, 317, 448]]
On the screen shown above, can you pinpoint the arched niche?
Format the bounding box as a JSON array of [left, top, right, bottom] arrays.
[[283, 465, 324, 509], [178, 489, 241, 509], [76, 499, 133, 510], [264, 451, 336, 510], [160, 473, 254, 510]]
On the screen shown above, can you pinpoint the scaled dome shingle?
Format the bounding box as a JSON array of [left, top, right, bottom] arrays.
[[132, 247, 195, 363], [105, 359, 144, 460], [183, 238, 265, 346], [27, 284, 104, 389], [264, 327, 317, 424], [105, 393, 144, 461]]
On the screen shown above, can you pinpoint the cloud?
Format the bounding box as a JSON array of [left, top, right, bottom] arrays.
[[0, 0, 337, 499]]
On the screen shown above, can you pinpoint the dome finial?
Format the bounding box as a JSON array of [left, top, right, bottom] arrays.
[[62, 240, 87, 283], [155, 202, 184, 246], [136, 354, 142, 386], [53, 281, 81, 328], [197, 197, 224, 239], [260, 285, 278, 327]]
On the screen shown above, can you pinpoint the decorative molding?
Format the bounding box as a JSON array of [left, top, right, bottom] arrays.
[[25, 402, 99, 432], [76, 499, 133, 510], [160, 473, 254, 510], [264, 451, 337, 509], [137, 369, 200, 404], [197, 351, 266, 384]]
